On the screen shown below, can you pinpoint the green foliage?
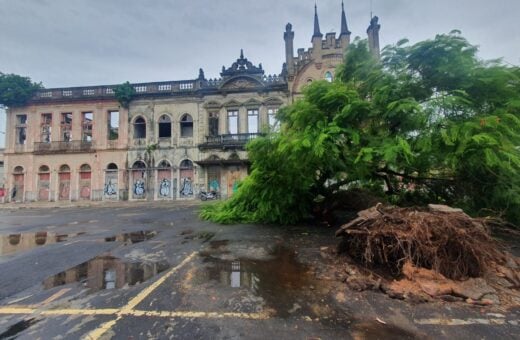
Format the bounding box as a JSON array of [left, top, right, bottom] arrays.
[[0, 72, 42, 108], [202, 31, 520, 225], [114, 81, 136, 108]]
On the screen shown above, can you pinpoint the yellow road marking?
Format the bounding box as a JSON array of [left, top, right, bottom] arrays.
[[38, 288, 71, 306], [0, 251, 271, 339], [0, 307, 268, 319], [84, 316, 122, 340], [121, 252, 197, 312], [85, 251, 198, 340]]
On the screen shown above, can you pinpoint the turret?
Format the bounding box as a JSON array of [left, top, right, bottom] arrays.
[[284, 23, 295, 76], [311, 4, 322, 57], [339, 1, 351, 49], [367, 16, 381, 59]]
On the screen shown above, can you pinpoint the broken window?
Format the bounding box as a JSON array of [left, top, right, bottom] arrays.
[[15, 114, 27, 145], [247, 109, 259, 134], [208, 112, 219, 137], [324, 71, 333, 82], [133, 116, 146, 139], [227, 110, 238, 134], [61, 113, 72, 142], [158, 115, 171, 138], [180, 114, 193, 137], [41, 113, 52, 143], [108, 111, 119, 140], [82, 112, 93, 142], [268, 108, 279, 132]]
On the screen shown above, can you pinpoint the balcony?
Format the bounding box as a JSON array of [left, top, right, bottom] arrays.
[[198, 133, 262, 150], [34, 141, 95, 154]]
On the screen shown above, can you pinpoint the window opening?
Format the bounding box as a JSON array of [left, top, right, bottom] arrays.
[[133, 117, 146, 139], [247, 109, 259, 134], [82, 112, 93, 142], [158, 115, 172, 138], [108, 111, 119, 140], [227, 110, 238, 134], [180, 114, 193, 137]]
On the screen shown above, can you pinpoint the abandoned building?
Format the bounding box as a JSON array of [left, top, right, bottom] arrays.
[[2, 4, 381, 202]]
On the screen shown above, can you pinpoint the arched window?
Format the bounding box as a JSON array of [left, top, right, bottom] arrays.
[[180, 159, 193, 169], [59, 164, 70, 172], [157, 160, 171, 168], [80, 164, 91, 172], [107, 163, 118, 170], [13, 166, 24, 174], [133, 117, 146, 139], [39, 165, 50, 173], [180, 114, 193, 137], [132, 161, 146, 169], [158, 115, 172, 138], [324, 71, 333, 82]]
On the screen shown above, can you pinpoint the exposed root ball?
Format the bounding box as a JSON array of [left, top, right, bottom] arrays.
[[336, 204, 507, 280]]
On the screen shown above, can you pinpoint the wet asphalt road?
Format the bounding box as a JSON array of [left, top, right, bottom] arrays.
[[0, 202, 518, 339]]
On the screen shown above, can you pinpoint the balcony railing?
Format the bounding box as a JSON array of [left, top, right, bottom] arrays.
[[198, 133, 262, 150], [34, 140, 95, 154]]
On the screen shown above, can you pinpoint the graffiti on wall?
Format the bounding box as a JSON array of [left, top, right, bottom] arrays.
[[134, 180, 145, 197], [179, 177, 193, 197], [159, 178, 171, 197], [104, 180, 117, 197]]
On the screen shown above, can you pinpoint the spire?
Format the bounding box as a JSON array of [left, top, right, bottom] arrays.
[[340, 1, 351, 36], [313, 3, 322, 38], [240, 49, 244, 59]]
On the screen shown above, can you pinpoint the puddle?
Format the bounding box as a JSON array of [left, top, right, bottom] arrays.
[[197, 245, 318, 318], [103, 230, 157, 244], [0, 318, 41, 339], [43, 255, 169, 293], [0, 232, 74, 256]]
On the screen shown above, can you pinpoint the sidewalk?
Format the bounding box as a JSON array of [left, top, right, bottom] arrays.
[[0, 199, 203, 210]]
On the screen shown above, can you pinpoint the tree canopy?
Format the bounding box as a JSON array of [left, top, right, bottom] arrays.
[[114, 81, 136, 108], [0, 73, 42, 108], [201, 31, 520, 225]]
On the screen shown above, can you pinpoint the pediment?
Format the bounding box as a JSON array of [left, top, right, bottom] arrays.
[[220, 76, 264, 90], [223, 99, 242, 108], [243, 98, 262, 108], [203, 100, 222, 109], [263, 97, 285, 106]]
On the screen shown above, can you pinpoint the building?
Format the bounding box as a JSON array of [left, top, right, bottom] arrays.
[[2, 4, 380, 202]]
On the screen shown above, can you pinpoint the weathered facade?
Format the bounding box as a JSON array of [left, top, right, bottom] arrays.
[[2, 4, 381, 202]]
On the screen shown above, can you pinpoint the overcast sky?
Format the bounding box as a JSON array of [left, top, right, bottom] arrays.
[[1, 0, 519, 147]]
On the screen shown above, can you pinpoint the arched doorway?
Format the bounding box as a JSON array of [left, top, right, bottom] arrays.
[[12, 166, 24, 202], [131, 161, 147, 199], [38, 165, 50, 201], [104, 163, 119, 200], [157, 160, 173, 199], [58, 164, 71, 200], [179, 160, 194, 198], [79, 164, 92, 200]]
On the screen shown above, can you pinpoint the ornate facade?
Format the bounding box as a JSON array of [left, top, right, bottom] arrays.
[[2, 4, 381, 202]]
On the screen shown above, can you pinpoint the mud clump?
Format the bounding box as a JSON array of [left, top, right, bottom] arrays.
[[335, 204, 520, 306]]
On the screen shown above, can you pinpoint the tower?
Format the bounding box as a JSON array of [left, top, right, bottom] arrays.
[[339, 1, 351, 49], [284, 23, 295, 77], [367, 16, 381, 58], [311, 4, 323, 59]]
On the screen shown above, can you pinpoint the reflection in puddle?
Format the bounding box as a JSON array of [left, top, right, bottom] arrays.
[[43, 255, 169, 293], [104, 230, 157, 243], [0, 318, 40, 339], [0, 232, 72, 256], [198, 246, 313, 317]]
